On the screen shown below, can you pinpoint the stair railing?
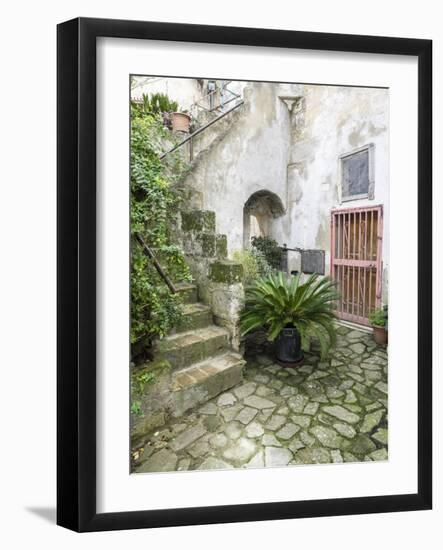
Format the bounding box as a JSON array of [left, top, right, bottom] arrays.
[[160, 99, 244, 162], [190, 80, 242, 116], [135, 233, 178, 294]]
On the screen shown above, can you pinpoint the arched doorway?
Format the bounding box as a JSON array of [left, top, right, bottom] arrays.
[[243, 190, 285, 248]]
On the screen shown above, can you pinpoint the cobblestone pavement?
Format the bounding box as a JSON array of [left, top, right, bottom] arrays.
[[133, 325, 388, 473]]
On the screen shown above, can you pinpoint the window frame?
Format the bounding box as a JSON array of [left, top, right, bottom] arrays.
[[339, 143, 375, 202]]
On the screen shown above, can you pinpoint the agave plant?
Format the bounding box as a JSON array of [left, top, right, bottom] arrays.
[[240, 272, 340, 359]]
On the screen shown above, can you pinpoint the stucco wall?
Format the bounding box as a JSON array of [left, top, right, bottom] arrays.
[[182, 82, 294, 250], [181, 81, 389, 303], [131, 76, 206, 111], [284, 85, 389, 304], [131, 76, 246, 116]]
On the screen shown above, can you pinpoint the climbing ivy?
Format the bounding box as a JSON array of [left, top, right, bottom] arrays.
[[130, 106, 191, 360], [232, 248, 273, 285], [251, 235, 283, 271]]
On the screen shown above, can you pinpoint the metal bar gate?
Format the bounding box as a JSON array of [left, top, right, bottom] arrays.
[[330, 205, 383, 326]]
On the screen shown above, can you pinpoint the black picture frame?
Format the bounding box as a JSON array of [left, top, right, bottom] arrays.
[[57, 17, 432, 532]]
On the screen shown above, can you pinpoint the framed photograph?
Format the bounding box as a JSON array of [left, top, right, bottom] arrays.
[[57, 17, 432, 532]]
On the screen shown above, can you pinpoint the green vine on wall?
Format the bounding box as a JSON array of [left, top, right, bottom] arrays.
[[251, 235, 283, 271], [130, 105, 191, 361]]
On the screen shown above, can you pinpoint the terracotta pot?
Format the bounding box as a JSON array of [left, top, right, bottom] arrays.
[[171, 112, 191, 133], [372, 325, 387, 346]]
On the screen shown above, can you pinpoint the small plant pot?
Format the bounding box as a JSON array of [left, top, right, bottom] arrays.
[[275, 327, 304, 366], [372, 325, 387, 346], [171, 112, 191, 133]]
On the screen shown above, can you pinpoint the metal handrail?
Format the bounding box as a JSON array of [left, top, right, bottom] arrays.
[[135, 233, 177, 294], [281, 245, 303, 252], [208, 93, 240, 113], [189, 80, 241, 115], [159, 99, 244, 161]]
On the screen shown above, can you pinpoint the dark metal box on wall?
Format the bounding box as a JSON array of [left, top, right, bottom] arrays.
[[301, 249, 325, 275]]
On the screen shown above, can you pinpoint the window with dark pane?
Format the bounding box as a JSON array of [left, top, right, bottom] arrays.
[[342, 149, 369, 199]]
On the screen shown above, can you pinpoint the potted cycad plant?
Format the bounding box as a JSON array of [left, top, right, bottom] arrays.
[[369, 306, 388, 345], [240, 272, 339, 365]]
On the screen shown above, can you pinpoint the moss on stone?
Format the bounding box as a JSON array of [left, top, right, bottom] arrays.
[[196, 233, 216, 257], [131, 411, 167, 445], [138, 358, 171, 374], [215, 234, 228, 258], [181, 210, 216, 232], [209, 261, 243, 284], [131, 360, 171, 400]]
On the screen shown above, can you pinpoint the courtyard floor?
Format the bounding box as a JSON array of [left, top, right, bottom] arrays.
[[132, 324, 388, 473]]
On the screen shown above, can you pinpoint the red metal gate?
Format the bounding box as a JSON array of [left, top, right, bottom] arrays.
[[330, 205, 383, 326]]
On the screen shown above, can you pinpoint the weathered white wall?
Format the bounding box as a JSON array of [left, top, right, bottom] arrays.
[[284, 85, 389, 303], [131, 76, 206, 111], [131, 76, 246, 116], [181, 81, 389, 302], [183, 82, 294, 250]]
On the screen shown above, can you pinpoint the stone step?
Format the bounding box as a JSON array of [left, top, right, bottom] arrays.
[[181, 210, 216, 233], [175, 282, 198, 304], [170, 351, 245, 417], [183, 232, 227, 259], [155, 325, 230, 371], [175, 186, 204, 210], [171, 302, 212, 334], [209, 260, 244, 284]]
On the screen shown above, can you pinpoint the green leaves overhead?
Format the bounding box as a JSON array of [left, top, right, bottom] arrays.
[[240, 272, 340, 359]]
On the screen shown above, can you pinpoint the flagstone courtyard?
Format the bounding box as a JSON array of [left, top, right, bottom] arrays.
[[132, 324, 388, 473]]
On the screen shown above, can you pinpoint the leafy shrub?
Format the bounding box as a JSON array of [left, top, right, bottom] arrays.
[[131, 93, 179, 116], [232, 248, 273, 284], [251, 235, 283, 270], [240, 272, 339, 359], [131, 110, 191, 359], [369, 307, 388, 327]]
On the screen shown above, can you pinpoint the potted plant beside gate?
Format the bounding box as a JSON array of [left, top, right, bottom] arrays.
[[240, 272, 339, 366], [369, 306, 388, 346]]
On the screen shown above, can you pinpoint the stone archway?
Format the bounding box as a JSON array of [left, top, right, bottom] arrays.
[[243, 190, 286, 248]]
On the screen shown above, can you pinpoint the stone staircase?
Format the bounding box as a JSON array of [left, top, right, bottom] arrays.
[[155, 281, 244, 417], [157, 205, 247, 416], [131, 209, 246, 445]]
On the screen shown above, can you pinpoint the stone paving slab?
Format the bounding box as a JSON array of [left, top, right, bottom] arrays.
[[132, 326, 388, 472]]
